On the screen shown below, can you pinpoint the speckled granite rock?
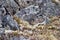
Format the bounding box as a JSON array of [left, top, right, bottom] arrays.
[[0, 0, 60, 40]]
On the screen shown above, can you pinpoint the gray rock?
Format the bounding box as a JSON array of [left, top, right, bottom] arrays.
[[0, 28, 5, 34], [2, 15, 19, 30]]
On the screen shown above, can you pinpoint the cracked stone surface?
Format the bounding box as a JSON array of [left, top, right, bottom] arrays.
[[0, 0, 60, 40]]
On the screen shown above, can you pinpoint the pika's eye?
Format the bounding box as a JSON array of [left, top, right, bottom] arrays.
[[2, 10, 4, 13], [27, 1, 30, 4]]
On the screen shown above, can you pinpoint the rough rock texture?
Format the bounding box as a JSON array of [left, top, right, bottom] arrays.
[[0, 0, 60, 40]]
